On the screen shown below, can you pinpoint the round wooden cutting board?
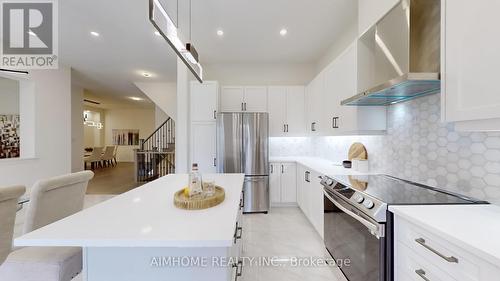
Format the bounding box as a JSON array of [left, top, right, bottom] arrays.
[[348, 142, 368, 160]]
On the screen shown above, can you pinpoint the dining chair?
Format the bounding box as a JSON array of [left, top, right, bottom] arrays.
[[0, 171, 94, 281], [112, 145, 118, 165], [84, 146, 103, 170], [101, 146, 115, 167], [0, 185, 26, 265]]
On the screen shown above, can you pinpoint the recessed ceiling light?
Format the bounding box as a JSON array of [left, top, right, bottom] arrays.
[[280, 28, 288, 36], [216, 29, 224, 36], [142, 72, 152, 78], [130, 97, 143, 101], [90, 31, 100, 37], [154, 31, 161, 36]]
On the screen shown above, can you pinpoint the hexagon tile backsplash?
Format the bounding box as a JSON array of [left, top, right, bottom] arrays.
[[270, 94, 500, 204]]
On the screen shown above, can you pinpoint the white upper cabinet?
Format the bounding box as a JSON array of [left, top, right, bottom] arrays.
[[285, 86, 306, 135], [220, 87, 245, 112], [268, 86, 306, 137], [243, 87, 268, 112], [443, 0, 500, 130], [306, 72, 325, 135], [220, 86, 267, 112], [321, 42, 386, 135], [268, 87, 287, 137], [190, 81, 218, 122]]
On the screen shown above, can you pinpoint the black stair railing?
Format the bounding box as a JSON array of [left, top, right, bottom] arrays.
[[134, 118, 175, 182]]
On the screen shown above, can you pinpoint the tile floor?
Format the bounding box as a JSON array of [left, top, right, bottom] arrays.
[[242, 207, 346, 281]]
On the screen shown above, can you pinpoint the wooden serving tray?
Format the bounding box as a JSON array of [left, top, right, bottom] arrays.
[[174, 185, 225, 210]]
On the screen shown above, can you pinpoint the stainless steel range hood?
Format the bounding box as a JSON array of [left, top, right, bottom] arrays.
[[342, 0, 441, 106]]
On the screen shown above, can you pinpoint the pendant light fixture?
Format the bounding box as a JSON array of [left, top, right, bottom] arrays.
[[149, 0, 203, 82]]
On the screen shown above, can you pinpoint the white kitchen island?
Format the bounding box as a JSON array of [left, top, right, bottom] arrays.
[[15, 174, 245, 281]]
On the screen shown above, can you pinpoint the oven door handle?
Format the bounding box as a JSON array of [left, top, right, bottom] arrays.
[[324, 190, 384, 238]]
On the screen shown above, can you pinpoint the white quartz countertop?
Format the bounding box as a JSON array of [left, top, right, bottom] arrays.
[[15, 174, 245, 248], [389, 204, 500, 266], [270, 156, 379, 179]]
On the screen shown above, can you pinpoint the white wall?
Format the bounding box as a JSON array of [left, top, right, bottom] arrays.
[[0, 77, 20, 114], [155, 106, 169, 128], [315, 23, 358, 72], [71, 82, 84, 172], [358, 0, 399, 35], [0, 66, 72, 189], [203, 63, 315, 85], [134, 82, 177, 121], [104, 108, 155, 162]]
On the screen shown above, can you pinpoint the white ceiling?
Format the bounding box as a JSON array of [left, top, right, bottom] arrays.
[[60, 0, 357, 98]]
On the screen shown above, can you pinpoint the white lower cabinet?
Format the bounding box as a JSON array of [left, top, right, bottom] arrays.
[[190, 122, 217, 173], [230, 195, 244, 281], [269, 162, 296, 206], [296, 165, 323, 238], [394, 215, 500, 281], [296, 165, 307, 212]]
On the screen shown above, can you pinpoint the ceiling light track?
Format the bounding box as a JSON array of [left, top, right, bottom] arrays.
[[149, 0, 203, 83]]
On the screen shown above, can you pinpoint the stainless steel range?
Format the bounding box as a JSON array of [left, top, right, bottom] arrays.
[[320, 174, 487, 281]]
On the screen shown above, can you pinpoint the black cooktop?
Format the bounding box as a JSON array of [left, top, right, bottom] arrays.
[[332, 174, 487, 205]]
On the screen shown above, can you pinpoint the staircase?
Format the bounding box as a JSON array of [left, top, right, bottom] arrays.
[[134, 118, 175, 182]]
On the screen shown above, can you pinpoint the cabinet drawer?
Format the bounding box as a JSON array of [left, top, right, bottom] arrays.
[[396, 242, 457, 281], [395, 217, 479, 281]]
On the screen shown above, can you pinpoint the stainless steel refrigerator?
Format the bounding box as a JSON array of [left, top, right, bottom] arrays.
[[216, 112, 269, 213]]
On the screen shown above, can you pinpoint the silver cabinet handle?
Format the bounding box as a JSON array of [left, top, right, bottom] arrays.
[[213, 110, 217, 119], [213, 158, 217, 167], [233, 260, 243, 280], [415, 269, 430, 281], [286, 124, 289, 132], [270, 165, 273, 173], [241, 103, 244, 111], [332, 117, 339, 128], [233, 223, 243, 243], [283, 124, 286, 133], [415, 238, 458, 263], [281, 165, 284, 173], [311, 122, 316, 132], [236, 226, 243, 240]]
